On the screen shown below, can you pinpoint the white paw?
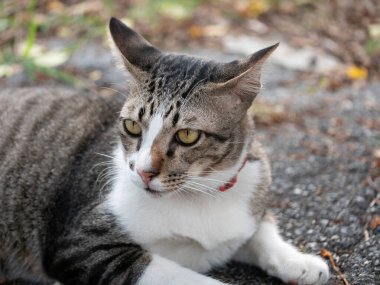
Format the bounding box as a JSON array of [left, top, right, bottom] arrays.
[[137, 255, 229, 285], [265, 252, 329, 285]]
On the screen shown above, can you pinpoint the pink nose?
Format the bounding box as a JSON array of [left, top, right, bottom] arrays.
[[137, 170, 159, 186]]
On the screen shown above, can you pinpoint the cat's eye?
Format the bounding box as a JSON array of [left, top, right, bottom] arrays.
[[175, 129, 200, 146], [124, 119, 142, 137]]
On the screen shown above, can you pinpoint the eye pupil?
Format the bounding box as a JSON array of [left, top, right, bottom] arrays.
[[123, 119, 142, 137], [176, 129, 200, 146]]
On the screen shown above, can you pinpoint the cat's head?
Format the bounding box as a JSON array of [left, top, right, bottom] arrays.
[[109, 17, 277, 197]]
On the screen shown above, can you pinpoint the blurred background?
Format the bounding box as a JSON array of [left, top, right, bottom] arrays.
[[1, 0, 380, 89], [1, 1, 380, 284]]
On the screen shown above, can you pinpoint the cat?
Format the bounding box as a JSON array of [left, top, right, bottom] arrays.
[[0, 17, 330, 285]]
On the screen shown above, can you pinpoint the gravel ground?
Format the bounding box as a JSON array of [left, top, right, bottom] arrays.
[[210, 81, 380, 285], [3, 45, 379, 285]]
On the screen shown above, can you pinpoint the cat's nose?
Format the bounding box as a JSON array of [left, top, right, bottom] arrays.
[[137, 169, 159, 186]]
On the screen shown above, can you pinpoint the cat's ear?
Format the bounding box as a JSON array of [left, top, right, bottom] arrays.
[[109, 17, 161, 80], [205, 43, 279, 120]]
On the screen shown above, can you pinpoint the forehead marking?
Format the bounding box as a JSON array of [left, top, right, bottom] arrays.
[[172, 113, 180, 127], [181, 64, 209, 99], [141, 114, 164, 150], [164, 105, 173, 118], [149, 101, 155, 116], [148, 81, 156, 94], [138, 107, 145, 121]]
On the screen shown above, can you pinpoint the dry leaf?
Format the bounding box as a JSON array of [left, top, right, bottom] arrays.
[[235, 0, 269, 18], [0, 64, 21, 78], [370, 215, 380, 230], [369, 24, 380, 39], [374, 149, 380, 159], [189, 26, 203, 38], [189, 25, 227, 38], [47, 0, 65, 13], [68, 0, 104, 16], [321, 248, 351, 285], [346, 66, 368, 80], [89, 70, 102, 81], [202, 25, 227, 37], [34, 50, 69, 68]]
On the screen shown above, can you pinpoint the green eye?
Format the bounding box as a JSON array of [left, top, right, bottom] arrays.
[[176, 129, 200, 146], [124, 119, 142, 137]]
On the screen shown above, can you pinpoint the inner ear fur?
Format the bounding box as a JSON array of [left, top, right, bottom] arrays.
[[204, 43, 279, 120]]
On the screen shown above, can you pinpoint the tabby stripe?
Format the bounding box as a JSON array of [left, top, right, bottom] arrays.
[[181, 64, 208, 99], [204, 132, 229, 142], [184, 60, 198, 78], [3, 97, 80, 240], [211, 144, 234, 167], [87, 251, 126, 285], [172, 113, 179, 126], [90, 242, 133, 252], [136, 137, 142, 151], [53, 242, 133, 271], [138, 107, 145, 121], [148, 81, 156, 94], [55, 236, 86, 250], [149, 55, 169, 86], [0, 97, 39, 219], [166, 148, 174, 157], [0, 96, 39, 159], [100, 249, 146, 285], [149, 102, 155, 116], [162, 67, 182, 86], [164, 105, 173, 118], [150, 55, 167, 75]]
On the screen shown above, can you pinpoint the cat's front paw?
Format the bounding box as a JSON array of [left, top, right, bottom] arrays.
[[266, 252, 329, 285]]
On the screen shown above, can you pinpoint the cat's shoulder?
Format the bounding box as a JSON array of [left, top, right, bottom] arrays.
[[248, 140, 269, 165], [0, 86, 121, 102], [0, 86, 123, 120]]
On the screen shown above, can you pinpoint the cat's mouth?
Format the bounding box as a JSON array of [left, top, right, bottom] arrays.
[[144, 186, 165, 196]]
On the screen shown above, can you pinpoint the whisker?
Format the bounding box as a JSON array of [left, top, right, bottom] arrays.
[[98, 176, 118, 193], [182, 170, 227, 174], [182, 184, 216, 199], [188, 176, 232, 184], [93, 161, 113, 167], [174, 186, 189, 200], [108, 82, 128, 89], [187, 180, 217, 192], [95, 152, 116, 160], [100, 86, 128, 98]]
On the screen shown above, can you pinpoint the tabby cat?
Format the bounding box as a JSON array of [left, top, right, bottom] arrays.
[[0, 18, 329, 285]]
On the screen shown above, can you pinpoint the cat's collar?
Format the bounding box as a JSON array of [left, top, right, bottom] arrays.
[[219, 157, 249, 192]]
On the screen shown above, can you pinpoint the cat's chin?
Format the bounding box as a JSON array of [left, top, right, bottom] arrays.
[[144, 186, 166, 197], [130, 179, 166, 197]]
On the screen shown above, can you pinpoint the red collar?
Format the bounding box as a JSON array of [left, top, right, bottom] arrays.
[[219, 157, 249, 192]]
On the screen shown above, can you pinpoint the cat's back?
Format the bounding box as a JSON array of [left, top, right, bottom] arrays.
[[0, 86, 119, 186], [0, 87, 121, 279], [0, 86, 121, 203]]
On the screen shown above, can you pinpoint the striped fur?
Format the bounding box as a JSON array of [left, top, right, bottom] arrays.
[[0, 87, 150, 284], [0, 18, 287, 285]]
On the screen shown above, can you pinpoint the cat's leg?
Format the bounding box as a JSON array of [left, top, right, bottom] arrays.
[[234, 213, 329, 285], [44, 208, 229, 285], [137, 255, 228, 285]]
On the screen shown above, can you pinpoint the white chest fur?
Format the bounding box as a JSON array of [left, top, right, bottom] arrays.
[[106, 148, 262, 271]]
